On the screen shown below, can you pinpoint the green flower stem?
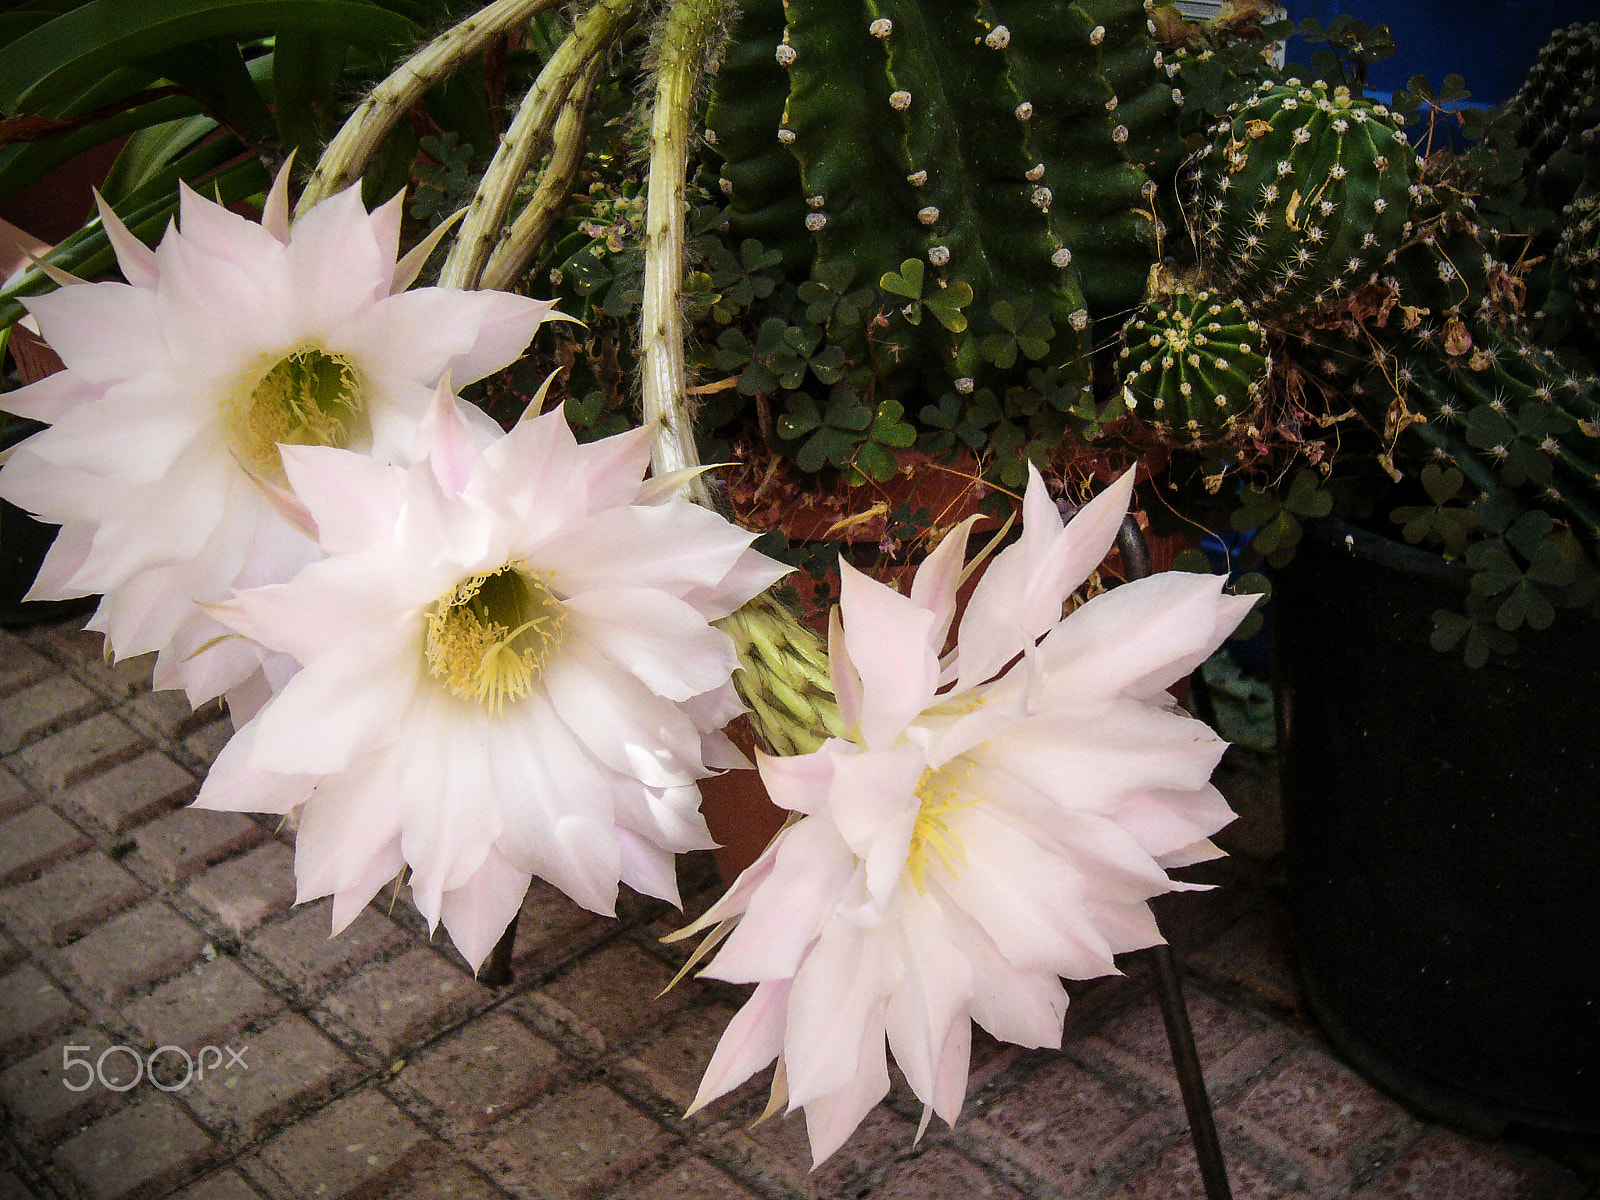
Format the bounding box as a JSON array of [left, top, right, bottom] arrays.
[[439, 0, 644, 292], [640, 0, 731, 504], [480, 52, 606, 292], [300, 0, 566, 213]]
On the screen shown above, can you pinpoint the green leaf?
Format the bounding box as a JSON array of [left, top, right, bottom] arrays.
[[1284, 468, 1333, 519], [776, 393, 821, 440], [870, 400, 915, 448], [824, 385, 870, 432], [855, 440, 896, 482], [1420, 463, 1463, 506], [923, 279, 972, 333], [878, 258, 923, 301], [0, 0, 417, 116]]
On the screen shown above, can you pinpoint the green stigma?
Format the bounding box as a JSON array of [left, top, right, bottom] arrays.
[[424, 565, 565, 713], [228, 347, 365, 480], [907, 758, 977, 894]]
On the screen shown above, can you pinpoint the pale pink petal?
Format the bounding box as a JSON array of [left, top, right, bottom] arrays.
[[756, 748, 834, 817], [261, 157, 293, 243], [535, 504, 754, 601], [956, 466, 1135, 690], [680, 547, 791, 621], [1035, 572, 1259, 705], [24, 282, 164, 382], [616, 828, 682, 904], [542, 645, 712, 788], [281, 185, 390, 320], [801, 1019, 891, 1167], [827, 606, 864, 735], [177, 182, 286, 272], [704, 816, 857, 983], [335, 287, 551, 387], [95, 191, 159, 289], [242, 640, 415, 773], [908, 514, 980, 654], [564, 590, 736, 702], [784, 919, 894, 1106], [688, 979, 792, 1114], [885, 894, 973, 1110], [278, 445, 407, 555], [411, 379, 482, 496], [440, 847, 532, 973], [0, 369, 102, 422], [837, 560, 938, 751]]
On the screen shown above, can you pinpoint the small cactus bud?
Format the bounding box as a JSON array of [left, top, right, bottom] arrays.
[[917, 206, 940, 225], [890, 90, 912, 110], [955, 377, 975, 394], [1015, 101, 1034, 121], [985, 25, 1010, 49], [928, 245, 950, 266], [805, 212, 827, 231], [869, 17, 891, 37], [775, 42, 796, 66], [907, 170, 928, 187]]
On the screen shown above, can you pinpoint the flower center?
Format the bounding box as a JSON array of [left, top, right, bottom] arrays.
[[228, 347, 366, 480], [424, 565, 565, 713], [907, 759, 977, 893]]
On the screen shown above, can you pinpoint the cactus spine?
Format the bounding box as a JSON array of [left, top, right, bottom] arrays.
[[1193, 78, 1421, 319]]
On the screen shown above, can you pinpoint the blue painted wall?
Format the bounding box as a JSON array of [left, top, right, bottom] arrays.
[[1281, 1, 1600, 105]]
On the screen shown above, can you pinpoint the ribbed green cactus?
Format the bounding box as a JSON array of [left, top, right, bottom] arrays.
[[1117, 285, 1269, 445], [1558, 191, 1600, 338], [1508, 22, 1600, 175], [706, 0, 1175, 399], [1349, 322, 1600, 540], [1193, 78, 1421, 319]]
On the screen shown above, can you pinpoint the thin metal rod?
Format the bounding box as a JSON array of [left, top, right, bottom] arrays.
[[1116, 513, 1235, 1200], [480, 913, 520, 987], [1148, 940, 1234, 1200]]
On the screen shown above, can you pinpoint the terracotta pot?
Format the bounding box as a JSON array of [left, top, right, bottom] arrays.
[[697, 717, 787, 883]]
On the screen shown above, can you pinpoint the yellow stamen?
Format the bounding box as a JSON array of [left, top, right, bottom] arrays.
[[424, 565, 564, 713], [907, 759, 978, 893], [226, 347, 365, 480]]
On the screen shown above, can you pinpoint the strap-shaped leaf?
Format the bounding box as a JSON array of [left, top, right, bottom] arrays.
[[0, 138, 268, 327], [0, 0, 417, 116]]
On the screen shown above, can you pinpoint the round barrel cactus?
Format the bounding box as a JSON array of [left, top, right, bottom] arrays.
[[1193, 78, 1421, 320], [1117, 285, 1269, 444]]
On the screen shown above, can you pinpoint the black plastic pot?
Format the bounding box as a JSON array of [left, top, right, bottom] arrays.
[[1273, 518, 1600, 1136], [0, 419, 95, 627]]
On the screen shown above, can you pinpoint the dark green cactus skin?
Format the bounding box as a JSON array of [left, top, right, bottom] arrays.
[[705, 0, 1173, 400], [1382, 194, 1510, 329], [1557, 191, 1600, 338], [1193, 79, 1421, 320], [1329, 315, 1600, 541], [1076, 0, 1184, 184], [1117, 286, 1269, 444]]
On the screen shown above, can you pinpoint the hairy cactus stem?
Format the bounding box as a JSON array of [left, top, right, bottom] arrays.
[[439, 0, 646, 291], [640, 0, 734, 504], [480, 55, 608, 291], [300, 0, 567, 213]]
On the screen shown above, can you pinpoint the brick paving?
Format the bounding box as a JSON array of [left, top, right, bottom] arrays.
[[0, 618, 1593, 1200]]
